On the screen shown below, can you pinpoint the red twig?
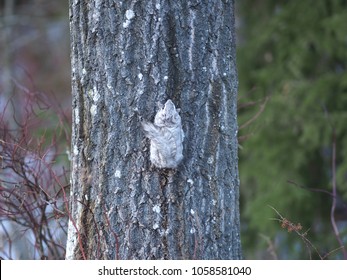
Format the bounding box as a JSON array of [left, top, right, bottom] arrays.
[[0, 87, 71, 259]]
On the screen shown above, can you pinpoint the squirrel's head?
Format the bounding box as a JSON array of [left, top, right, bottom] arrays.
[[154, 99, 181, 127]]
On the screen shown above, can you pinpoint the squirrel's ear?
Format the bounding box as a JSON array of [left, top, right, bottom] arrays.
[[177, 108, 181, 113]]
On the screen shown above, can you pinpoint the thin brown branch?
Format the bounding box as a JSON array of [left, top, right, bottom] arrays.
[[268, 205, 346, 259], [287, 180, 335, 197], [239, 96, 269, 130], [259, 233, 278, 260], [330, 129, 347, 259]]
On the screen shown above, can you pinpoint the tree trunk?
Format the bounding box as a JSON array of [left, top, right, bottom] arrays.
[[66, 0, 241, 260]]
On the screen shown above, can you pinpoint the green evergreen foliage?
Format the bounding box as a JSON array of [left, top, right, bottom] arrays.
[[237, 0, 347, 259]]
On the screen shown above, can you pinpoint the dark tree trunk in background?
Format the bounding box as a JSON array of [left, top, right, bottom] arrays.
[[66, 0, 242, 260]]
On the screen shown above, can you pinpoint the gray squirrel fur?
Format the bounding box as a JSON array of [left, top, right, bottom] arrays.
[[142, 100, 184, 168]]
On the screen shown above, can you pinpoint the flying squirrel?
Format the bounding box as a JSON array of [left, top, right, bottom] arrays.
[[141, 100, 184, 169]]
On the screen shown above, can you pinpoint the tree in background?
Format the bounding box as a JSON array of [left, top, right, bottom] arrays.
[[0, 0, 70, 260], [237, 0, 347, 259], [66, 0, 241, 259]]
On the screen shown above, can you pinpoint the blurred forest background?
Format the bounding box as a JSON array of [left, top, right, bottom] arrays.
[[0, 0, 346, 259]]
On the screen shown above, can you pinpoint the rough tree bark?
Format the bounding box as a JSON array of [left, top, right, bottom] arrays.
[[66, 0, 241, 260]]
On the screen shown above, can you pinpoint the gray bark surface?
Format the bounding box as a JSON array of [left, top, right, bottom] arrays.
[[67, 0, 241, 260]]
